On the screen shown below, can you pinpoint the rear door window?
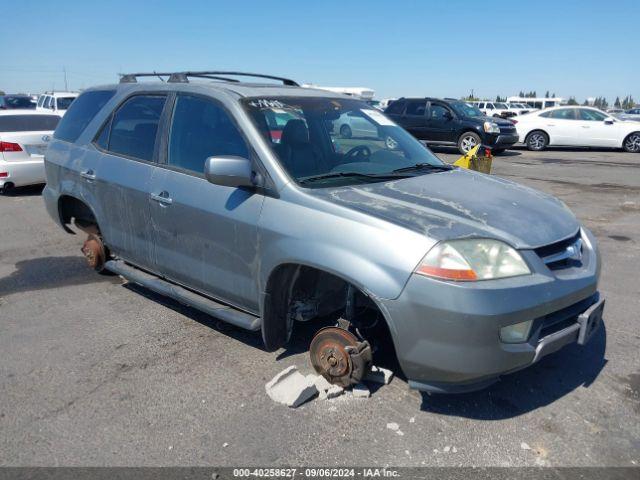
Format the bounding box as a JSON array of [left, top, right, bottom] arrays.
[[54, 90, 116, 143], [548, 108, 577, 120], [0, 115, 60, 132], [168, 94, 248, 174], [405, 100, 426, 116], [106, 95, 166, 162]]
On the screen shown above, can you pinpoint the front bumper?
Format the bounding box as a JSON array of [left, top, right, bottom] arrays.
[[485, 133, 519, 149], [380, 228, 601, 393]]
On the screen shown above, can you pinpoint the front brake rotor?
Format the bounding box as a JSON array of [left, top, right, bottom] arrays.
[[309, 327, 372, 387]]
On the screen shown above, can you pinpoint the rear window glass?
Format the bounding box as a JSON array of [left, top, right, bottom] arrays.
[[54, 90, 115, 143], [56, 97, 76, 110], [0, 114, 60, 132]]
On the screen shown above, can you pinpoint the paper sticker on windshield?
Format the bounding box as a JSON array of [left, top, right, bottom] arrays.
[[248, 99, 288, 109], [361, 109, 397, 126]]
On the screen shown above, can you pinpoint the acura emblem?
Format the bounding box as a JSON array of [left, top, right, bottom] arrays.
[[42, 135, 51, 142]]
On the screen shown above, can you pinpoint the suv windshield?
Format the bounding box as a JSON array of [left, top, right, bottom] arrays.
[[242, 97, 448, 187], [449, 101, 483, 118], [56, 97, 76, 110], [494, 103, 508, 109]]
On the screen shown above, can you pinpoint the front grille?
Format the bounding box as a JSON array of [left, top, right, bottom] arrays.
[[534, 231, 583, 270], [536, 295, 596, 339], [499, 125, 517, 134]]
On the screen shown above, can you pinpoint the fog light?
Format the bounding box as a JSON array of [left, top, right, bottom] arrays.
[[500, 320, 533, 343]]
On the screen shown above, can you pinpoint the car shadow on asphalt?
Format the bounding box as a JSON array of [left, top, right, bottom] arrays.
[[123, 283, 265, 350], [0, 255, 121, 297], [0, 184, 45, 197], [418, 324, 607, 419]]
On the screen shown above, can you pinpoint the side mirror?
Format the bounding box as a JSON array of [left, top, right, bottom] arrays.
[[604, 118, 615, 125], [204, 156, 258, 188], [444, 111, 453, 120]]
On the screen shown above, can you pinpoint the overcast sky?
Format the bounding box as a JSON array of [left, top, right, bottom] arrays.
[[2, 0, 638, 102]]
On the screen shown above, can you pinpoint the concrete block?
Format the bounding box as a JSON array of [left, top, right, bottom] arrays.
[[352, 383, 370, 398], [365, 365, 394, 385], [265, 366, 318, 408]]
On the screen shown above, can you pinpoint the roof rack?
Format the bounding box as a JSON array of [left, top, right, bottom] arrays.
[[118, 71, 299, 86]]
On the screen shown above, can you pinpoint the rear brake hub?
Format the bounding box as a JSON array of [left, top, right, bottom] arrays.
[[81, 234, 106, 271], [309, 327, 372, 387]]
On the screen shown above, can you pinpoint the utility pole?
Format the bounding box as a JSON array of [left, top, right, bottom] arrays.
[[63, 66, 68, 91]]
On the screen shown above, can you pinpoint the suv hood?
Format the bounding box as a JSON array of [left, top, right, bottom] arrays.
[[308, 169, 579, 249]]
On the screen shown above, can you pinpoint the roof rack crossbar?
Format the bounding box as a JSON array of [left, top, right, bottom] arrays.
[[119, 71, 299, 86]]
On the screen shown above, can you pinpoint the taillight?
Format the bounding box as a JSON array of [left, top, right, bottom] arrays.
[[0, 141, 23, 152]]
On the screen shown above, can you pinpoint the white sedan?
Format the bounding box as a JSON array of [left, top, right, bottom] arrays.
[[513, 106, 640, 152], [0, 111, 60, 193]]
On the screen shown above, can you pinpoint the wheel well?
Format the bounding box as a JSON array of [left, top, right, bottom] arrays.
[[262, 264, 390, 352], [525, 129, 549, 143], [623, 131, 640, 146], [58, 195, 100, 234]]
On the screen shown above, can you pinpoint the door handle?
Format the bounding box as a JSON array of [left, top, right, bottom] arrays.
[[546, 124, 556, 127], [80, 170, 96, 181], [581, 126, 590, 128], [150, 192, 173, 205]]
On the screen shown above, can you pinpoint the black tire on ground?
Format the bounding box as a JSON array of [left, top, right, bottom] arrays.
[[457, 131, 482, 154], [525, 130, 549, 151], [340, 124, 352, 138], [623, 132, 640, 153]]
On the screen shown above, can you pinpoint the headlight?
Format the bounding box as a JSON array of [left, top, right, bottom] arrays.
[[483, 121, 500, 134], [415, 239, 531, 281]]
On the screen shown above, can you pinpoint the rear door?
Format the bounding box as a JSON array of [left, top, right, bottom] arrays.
[[0, 114, 59, 186], [148, 93, 264, 311], [92, 94, 168, 269], [539, 108, 579, 145], [400, 100, 428, 139], [426, 101, 456, 142]]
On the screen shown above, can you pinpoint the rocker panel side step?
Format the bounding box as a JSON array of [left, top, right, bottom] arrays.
[[105, 260, 261, 331]]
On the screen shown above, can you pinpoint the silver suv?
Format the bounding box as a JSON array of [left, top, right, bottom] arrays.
[[43, 71, 603, 393]]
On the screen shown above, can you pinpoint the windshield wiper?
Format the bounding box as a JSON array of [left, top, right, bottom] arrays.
[[299, 171, 411, 184], [392, 163, 453, 174]]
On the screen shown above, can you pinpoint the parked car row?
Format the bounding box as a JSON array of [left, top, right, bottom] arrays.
[[377, 98, 640, 154], [383, 97, 518, 154]]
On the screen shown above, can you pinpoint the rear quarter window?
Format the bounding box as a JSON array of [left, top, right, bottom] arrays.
[[0, 115, 60, 132], [54, 90, 116, 143]]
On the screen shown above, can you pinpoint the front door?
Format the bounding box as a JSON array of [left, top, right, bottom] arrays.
[[149, 93, 264, 312], [574, 109, 620, 147], [426, 102, 456, 142]]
